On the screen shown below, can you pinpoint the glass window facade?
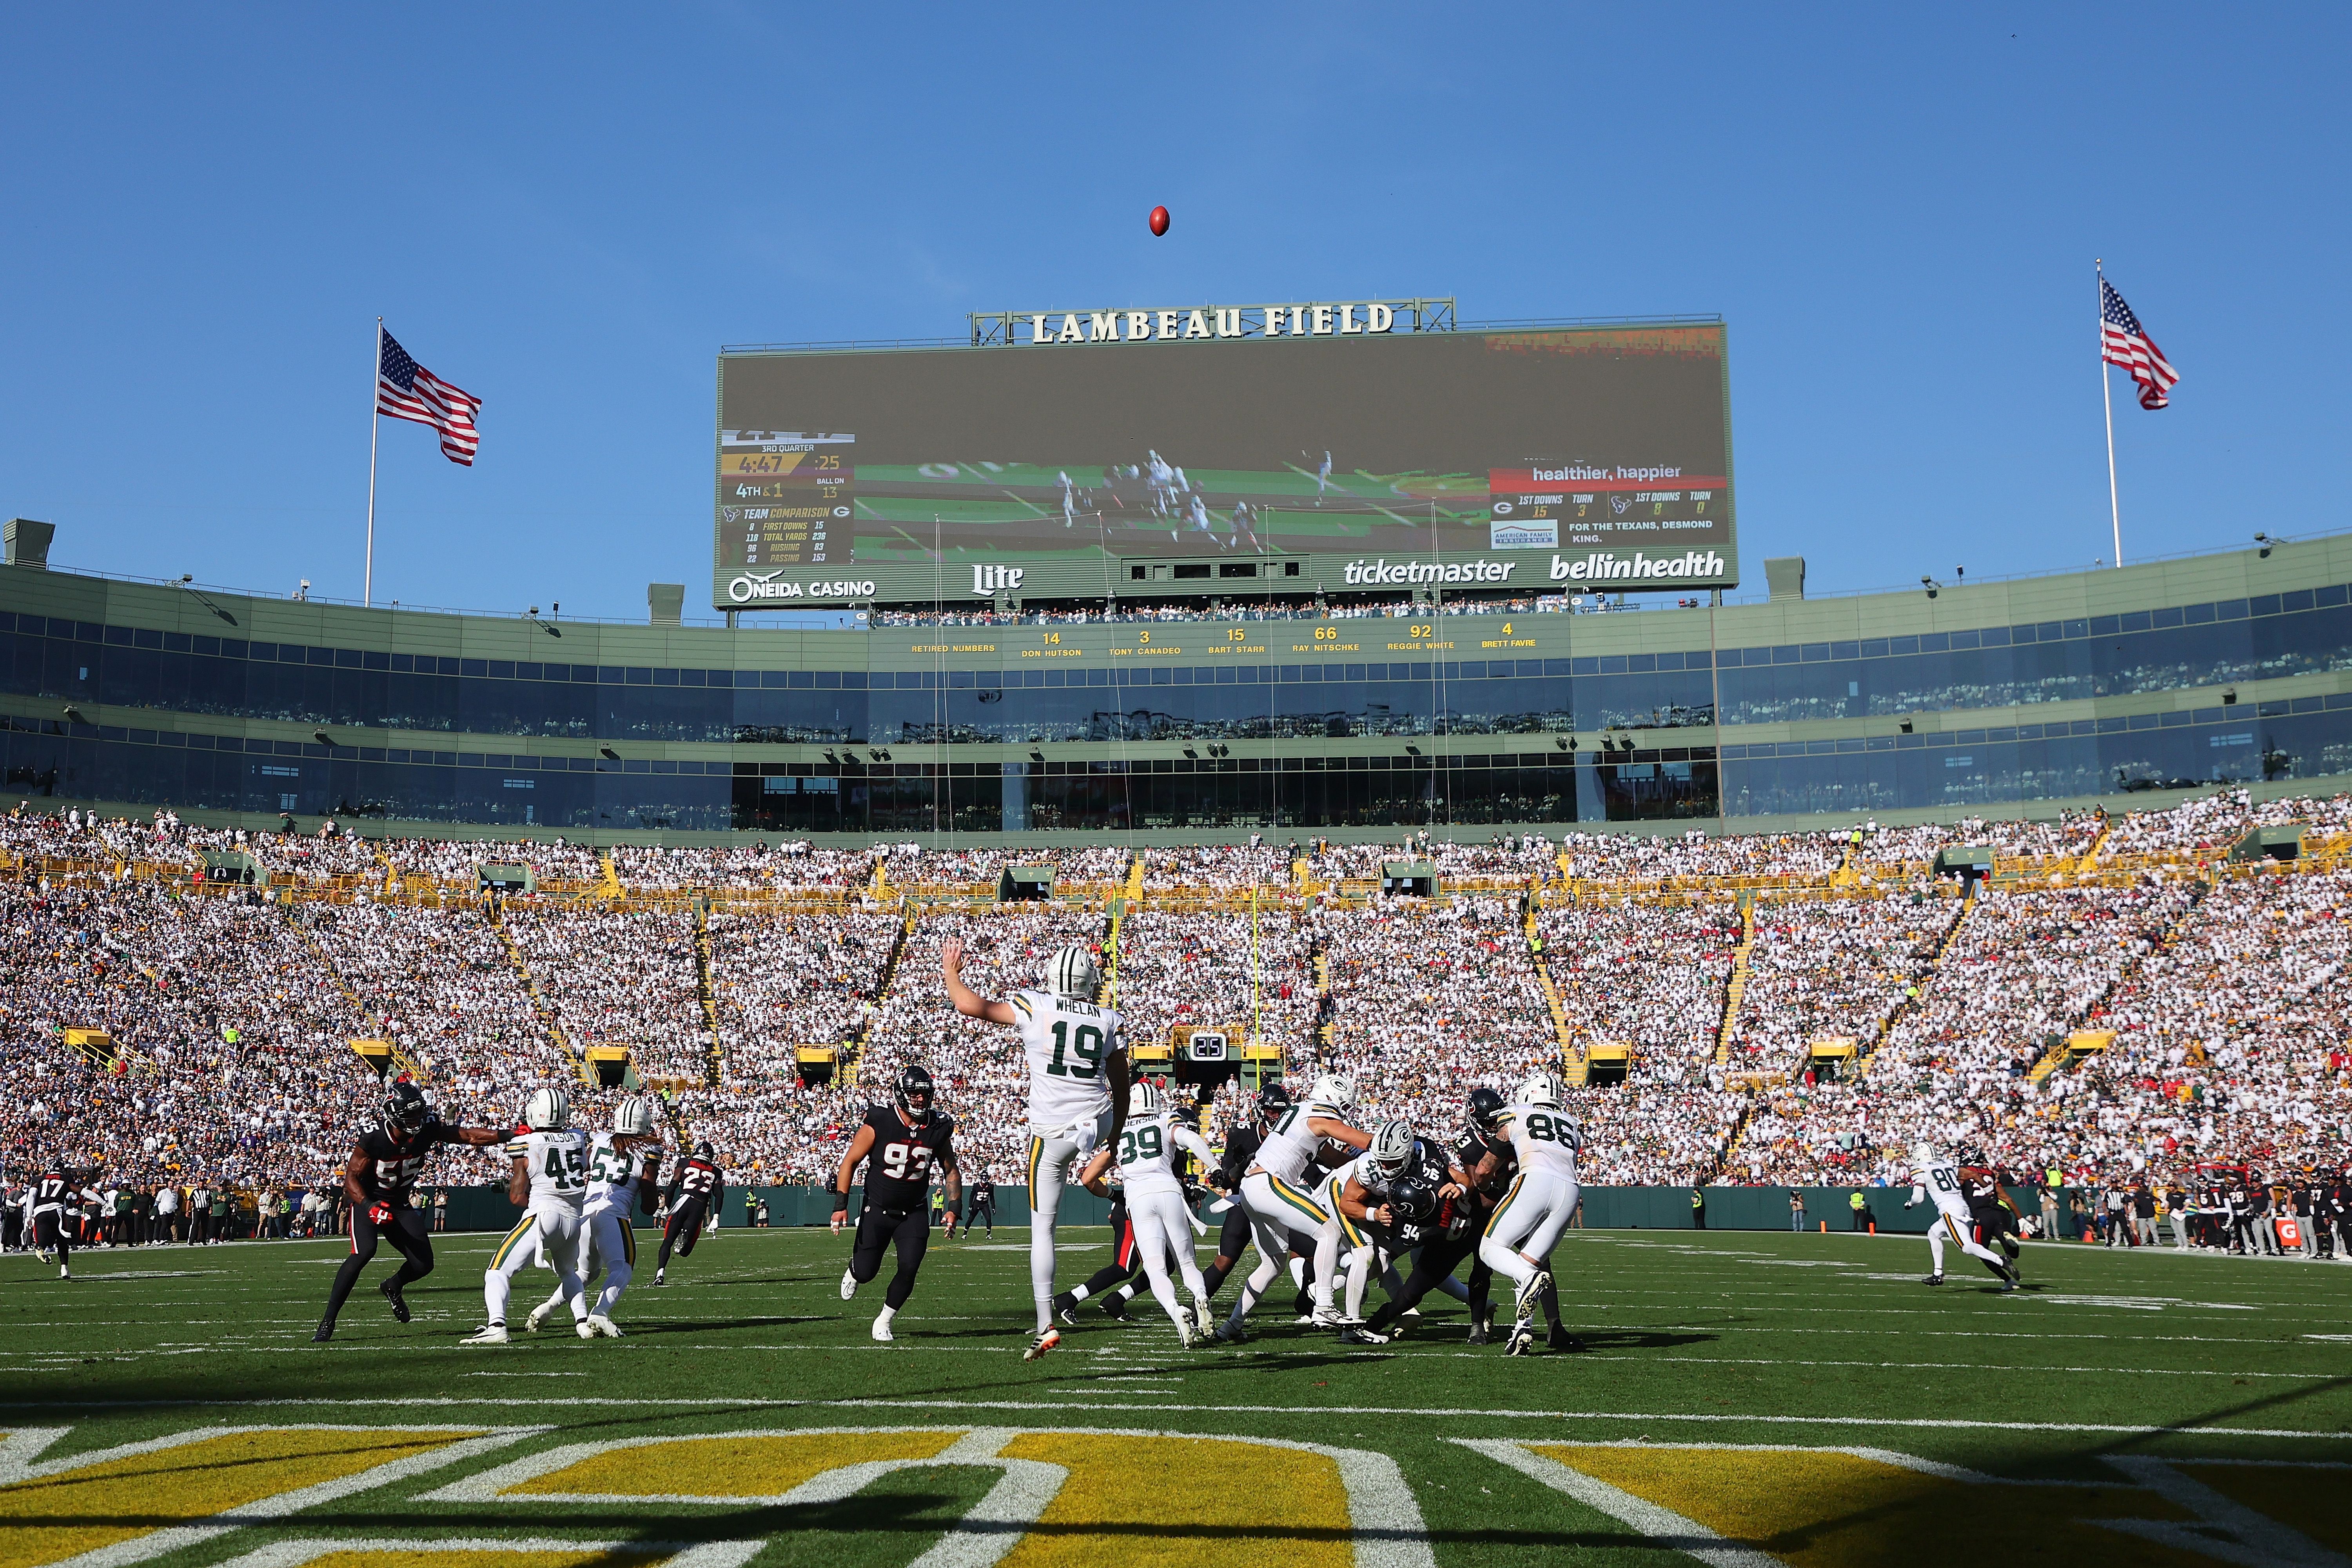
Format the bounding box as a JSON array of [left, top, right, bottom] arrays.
[[4, 563, 2350, 833]]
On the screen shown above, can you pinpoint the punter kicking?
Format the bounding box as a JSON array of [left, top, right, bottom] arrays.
[[944, 936, 1129, 1361]]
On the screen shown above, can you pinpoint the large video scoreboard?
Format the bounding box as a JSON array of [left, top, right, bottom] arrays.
[[714, 301, 1735, 609]]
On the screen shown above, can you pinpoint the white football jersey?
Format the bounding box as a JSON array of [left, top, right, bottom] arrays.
[[1316, 1153, 1364, 1218], [506, 1128, 590, 1209], [1497, 1102, 1583, 1183], [1112, 1111, 1216, 1196], [582, 1132, 651, 1210], [1011, 988, 1122, 1134], [1911, 1161, 1970, 1218], [1254, 1098, 1350, 1185]]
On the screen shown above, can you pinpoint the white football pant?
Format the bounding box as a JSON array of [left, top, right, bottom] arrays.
[[488, 1203, 586, 1327], [1026, 1111, 1108, 1333], [1478, 1170, 1579, 1305]]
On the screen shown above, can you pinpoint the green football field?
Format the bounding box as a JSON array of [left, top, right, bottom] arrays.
[[2, 1224, 2347, 1568]]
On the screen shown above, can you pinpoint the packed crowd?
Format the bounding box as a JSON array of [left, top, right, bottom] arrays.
[[1723, 895, 1961, 1077], [867, 594, 1574, 630], [1540, 898, 1739, 1082], [4, 788, 2346, 1218]]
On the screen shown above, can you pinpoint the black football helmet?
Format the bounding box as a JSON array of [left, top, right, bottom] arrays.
[[385, 1079, 431, 1134], [693, 1140, 715, 1161], [1387, 1176, 1439, 1227], [896, 1064, 936, 1124], [1254, 1083, 1293, 1127], [1466, 1086, 1506, 1134]]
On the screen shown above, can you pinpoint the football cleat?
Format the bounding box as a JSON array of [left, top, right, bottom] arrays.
[[586, 1314, 623, 1338], [1100, 1293, 1129, 1321], [1504, 1319, 1536, 1356], [1514, 1269, 1552, 1321], [840, 1267, 860, 1301], [524, 1305, 550, 1334], [1055, 1295, 1083, 1325], [1466, 1316, 1492, 1347], [1310, 1305, 1345, 1328], [653, 1269, 666, 1286], [872, 1313, 894, 1343], [1024, 1327, 1061, 1361], [1214, 1319, 1250, 1345], [379, 1280, 411, 1323], [311, 1318, 334, 1343], [1176, 1313, 1195, 1350], [575, 1320, 596, 1339], [1338, 1325, 1390, 1346], [1548, 1327, 1588, 1352], [1195, 1300, 1216, 1337], [1922, 1274, 1944, 1286], [460, 1324, 510, 1346]]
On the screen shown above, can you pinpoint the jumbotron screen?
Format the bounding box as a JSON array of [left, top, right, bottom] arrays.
[[713, 311, 1734, 607]]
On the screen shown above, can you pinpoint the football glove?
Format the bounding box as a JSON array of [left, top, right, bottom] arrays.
[[367, 1201, 394, 1225]]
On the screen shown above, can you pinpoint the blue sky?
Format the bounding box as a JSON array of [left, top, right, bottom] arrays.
[[2, 5, 2344, 618]]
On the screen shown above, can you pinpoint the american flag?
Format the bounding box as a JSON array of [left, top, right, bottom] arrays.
[[2100, 278, 2179, 411], [376, 328, 483, 465]]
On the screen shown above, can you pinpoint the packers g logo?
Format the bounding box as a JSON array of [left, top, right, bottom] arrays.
[[423, 1425, 1433, 1567]]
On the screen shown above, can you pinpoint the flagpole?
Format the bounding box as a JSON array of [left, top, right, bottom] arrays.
[[365, 318, 382, 606], [2098, 261, 2122, 568]]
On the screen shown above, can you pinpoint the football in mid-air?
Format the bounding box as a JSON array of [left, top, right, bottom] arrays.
[[1148, 205, 1170, 237]]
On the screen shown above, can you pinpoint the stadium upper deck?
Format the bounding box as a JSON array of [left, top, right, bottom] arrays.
[[5, 531, 2352, 836]]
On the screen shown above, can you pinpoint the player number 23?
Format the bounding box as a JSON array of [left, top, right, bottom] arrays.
[[1047, 1020, 1104, 1079]]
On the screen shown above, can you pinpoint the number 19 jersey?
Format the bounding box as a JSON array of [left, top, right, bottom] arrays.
[[1497, 1103, 1583, 1183], [1011, 989, 1121, 1137]]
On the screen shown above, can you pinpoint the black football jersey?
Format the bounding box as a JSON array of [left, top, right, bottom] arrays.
[[1357, 1136, 1458, 1249], [670, 1157, 724, 1207], [970, 1180, 995, 1204], [32, 1171, 69, 1212], [860, 1104, 955, 1212], [1215, 1123, 1262, 1191], [352, 1117, 456, 1200]]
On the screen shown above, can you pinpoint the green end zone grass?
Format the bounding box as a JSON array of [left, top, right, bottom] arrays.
[[2, 1226, 2347, 1567]]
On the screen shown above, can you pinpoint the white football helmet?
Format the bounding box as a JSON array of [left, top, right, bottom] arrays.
[[1307, 1074, 1357, 1114], [1049, 944, 1101, 1002], [523, 1085, 570, 1131], [1912, 1142, 1938, 1168], [1129, 1082, 1165, 1116], [1369, 1120, 1415, 1178], [1517, 1072, 1565, 1109], [612, 1095, 655, 1136]]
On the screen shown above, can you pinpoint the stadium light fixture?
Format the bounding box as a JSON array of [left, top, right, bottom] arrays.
[[599, 745, 620, 760], [62, 705, 86, 724], [2222, 690, 2238, 706], [1920, 575, 1939, 599], [313, 730, 334, 747], [2254, 533, 2273, 557], [1899, 719, 1914, 734]]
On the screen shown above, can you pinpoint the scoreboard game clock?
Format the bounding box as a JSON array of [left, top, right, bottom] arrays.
[[715, 430, 854, 570]]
